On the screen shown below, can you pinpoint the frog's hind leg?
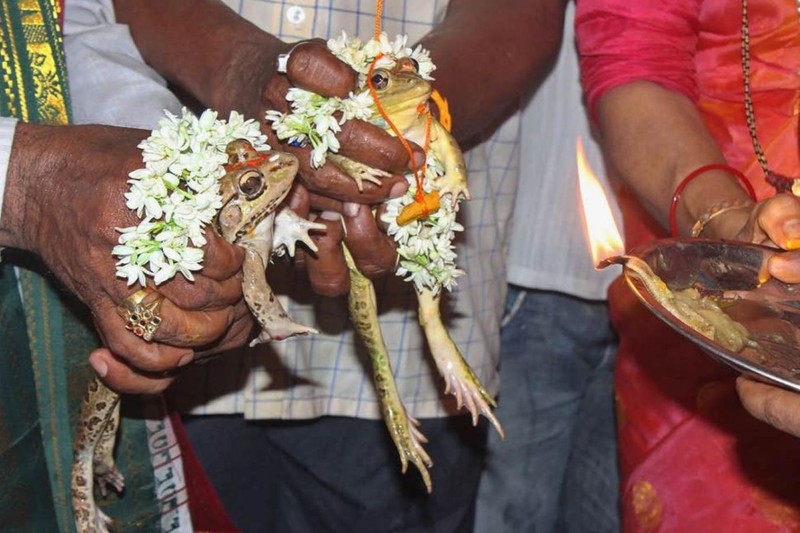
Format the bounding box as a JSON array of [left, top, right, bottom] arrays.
[[417, 288, 504, 439], [71, 376, 123, 533], [343, 245, 433, 492]]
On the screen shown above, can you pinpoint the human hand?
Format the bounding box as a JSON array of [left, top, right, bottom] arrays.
[[736, 376, 800, 438], [0, 123, 254, 394], [234, 39, 417, 296], [735, 193, 800, 283]]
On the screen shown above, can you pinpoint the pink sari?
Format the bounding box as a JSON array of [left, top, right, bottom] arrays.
[[579, 0, 800, 530]]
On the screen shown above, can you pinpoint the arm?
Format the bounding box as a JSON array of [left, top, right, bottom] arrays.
[[0, 123, 251, 393], [112, 0, 283, 117], [421, 0, 568, 146]]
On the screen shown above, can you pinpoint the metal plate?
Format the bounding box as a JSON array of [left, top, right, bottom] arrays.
[[621, 238, 800, 392]]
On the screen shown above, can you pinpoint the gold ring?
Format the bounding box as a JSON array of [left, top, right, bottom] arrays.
[[118, 288, 164, 342]]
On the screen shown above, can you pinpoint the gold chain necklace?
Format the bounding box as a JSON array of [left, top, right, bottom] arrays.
[[740, 0, 799, 192]]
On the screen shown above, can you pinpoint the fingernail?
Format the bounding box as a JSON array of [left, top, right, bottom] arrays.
[[288, 192, 302, 211], [343, 202, 361, 218], [784, 220, 800, 249], [178, 353, 194, 367], [89, 352, 108, 377], [389, 181, 408, 199], [320, 210, 341, 221]]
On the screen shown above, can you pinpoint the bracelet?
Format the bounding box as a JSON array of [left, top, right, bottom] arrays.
[[690, 199, 753, 237], [669, 164, 757, 237]]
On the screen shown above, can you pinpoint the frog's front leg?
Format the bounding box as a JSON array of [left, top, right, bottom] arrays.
[[430, 121, 470, 206], [327, 153, 391, 191], [417, 288, 504, 438], [343, 245, 433, 492], [272, 206, 326, 257], [72, 377, 123, 533]]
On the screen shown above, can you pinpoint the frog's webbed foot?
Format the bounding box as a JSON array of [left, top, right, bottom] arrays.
[[328, 153, 391, 191], [433, 175, 471, 208], [417, 288, 504, 439], [386, 406, 434, 493], [343, 245, 434, 492], [272, 206, 326, 257], [72, 377, 123, 533]]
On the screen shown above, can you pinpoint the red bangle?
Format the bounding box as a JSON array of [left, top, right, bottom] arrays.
[[669, 164, 757, 237]]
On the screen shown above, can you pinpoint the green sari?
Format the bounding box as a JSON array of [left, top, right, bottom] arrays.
[[0, 1, 160, 530]]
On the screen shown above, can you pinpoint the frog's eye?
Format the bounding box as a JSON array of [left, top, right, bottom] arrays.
[[409, 58, 420, 72], [238, 169, 265, 199], [371, 71, 390, 90]]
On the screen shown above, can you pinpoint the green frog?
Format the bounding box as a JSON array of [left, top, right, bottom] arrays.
[[339, 57, 502, 492], [71, 140, 322, 532]]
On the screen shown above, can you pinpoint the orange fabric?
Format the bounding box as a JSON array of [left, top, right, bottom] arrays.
[[581, 0, 800, 530]]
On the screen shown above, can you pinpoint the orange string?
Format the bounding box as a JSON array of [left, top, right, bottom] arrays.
[[374, 0, 383, 39], [366, 53, 428, 204], [369, 1, 437, 221]]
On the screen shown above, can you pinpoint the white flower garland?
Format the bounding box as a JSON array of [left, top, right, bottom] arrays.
[[267, 32, 464, 294], [114, 108, 268, 286]]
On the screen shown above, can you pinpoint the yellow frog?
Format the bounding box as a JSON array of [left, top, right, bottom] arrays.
[[337, 57, 502, 491]]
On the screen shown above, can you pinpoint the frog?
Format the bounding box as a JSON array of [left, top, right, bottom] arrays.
[[329, 57, 470, 206], [336, 57, 502, 491], [71, 140, 323, 533]]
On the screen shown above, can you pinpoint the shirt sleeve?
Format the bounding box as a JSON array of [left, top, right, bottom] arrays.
[[63, 0, 182, 128], [575, 0, 701, 119], [0, 117, 19, 238]]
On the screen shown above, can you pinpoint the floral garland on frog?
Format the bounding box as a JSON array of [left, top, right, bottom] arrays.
[[267, 32, 464, 294], [113, 109, 268, 286]]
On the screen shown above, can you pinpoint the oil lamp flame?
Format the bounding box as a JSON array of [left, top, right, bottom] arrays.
[[577, 138, 624, 267]]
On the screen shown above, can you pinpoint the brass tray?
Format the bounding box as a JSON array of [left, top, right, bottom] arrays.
[[607, 238, 800, 392]]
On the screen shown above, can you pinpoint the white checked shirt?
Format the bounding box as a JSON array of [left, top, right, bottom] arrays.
[[64, 0, 521, 421]]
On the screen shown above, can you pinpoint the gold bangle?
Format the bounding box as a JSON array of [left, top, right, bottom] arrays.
[[691, 199, 753, 238]]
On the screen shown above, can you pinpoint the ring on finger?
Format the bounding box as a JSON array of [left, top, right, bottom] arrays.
[[117, 288, 164, 342], [276, 43, 303, 74]]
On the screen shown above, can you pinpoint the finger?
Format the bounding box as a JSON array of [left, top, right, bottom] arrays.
[[95, 298, 200, 372], [302, 212, 350, 297], [756, 194, 800, 249], [287, 145, 409, 203], [336, 120, 422, 171], [195, 300, 256, 357], [767, 250, 800, 283], [155, 272, 244, 312], [343, 204, 398, 277], [198, 230, 246, 280], [89, 348, 175, 395], [286, 39, 358, 98], [285, 182, 312, 217], [736, 376, 800, 438], [110, 295, 237, 347], [262, 73, 294, 115], [307, 192, 345, 214]]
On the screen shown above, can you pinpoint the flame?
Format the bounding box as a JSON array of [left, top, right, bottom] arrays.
[[577, 138, 624, 266]]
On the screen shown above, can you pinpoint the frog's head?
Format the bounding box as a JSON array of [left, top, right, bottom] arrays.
[[370, 57, 432, 121], [216, 139, 299, 243]]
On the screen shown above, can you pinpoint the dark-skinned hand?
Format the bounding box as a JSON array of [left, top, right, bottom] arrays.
[[0, 123, 255, 394], [223, 38, 420, 296]]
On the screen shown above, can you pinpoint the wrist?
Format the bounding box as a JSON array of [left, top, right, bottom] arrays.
[[670, 164, 757, 237], [0, 122, 52, 251], [209, 32, 287, 117]]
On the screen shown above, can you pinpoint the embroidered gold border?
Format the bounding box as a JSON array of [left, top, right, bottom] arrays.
[[1, 0, 70, 125]]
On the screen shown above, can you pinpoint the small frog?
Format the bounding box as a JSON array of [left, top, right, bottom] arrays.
[[71, 140, 322, 533], [217, 139, 321, 343], [338, 58, 501, 491], [329, 57, 469, 207]]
